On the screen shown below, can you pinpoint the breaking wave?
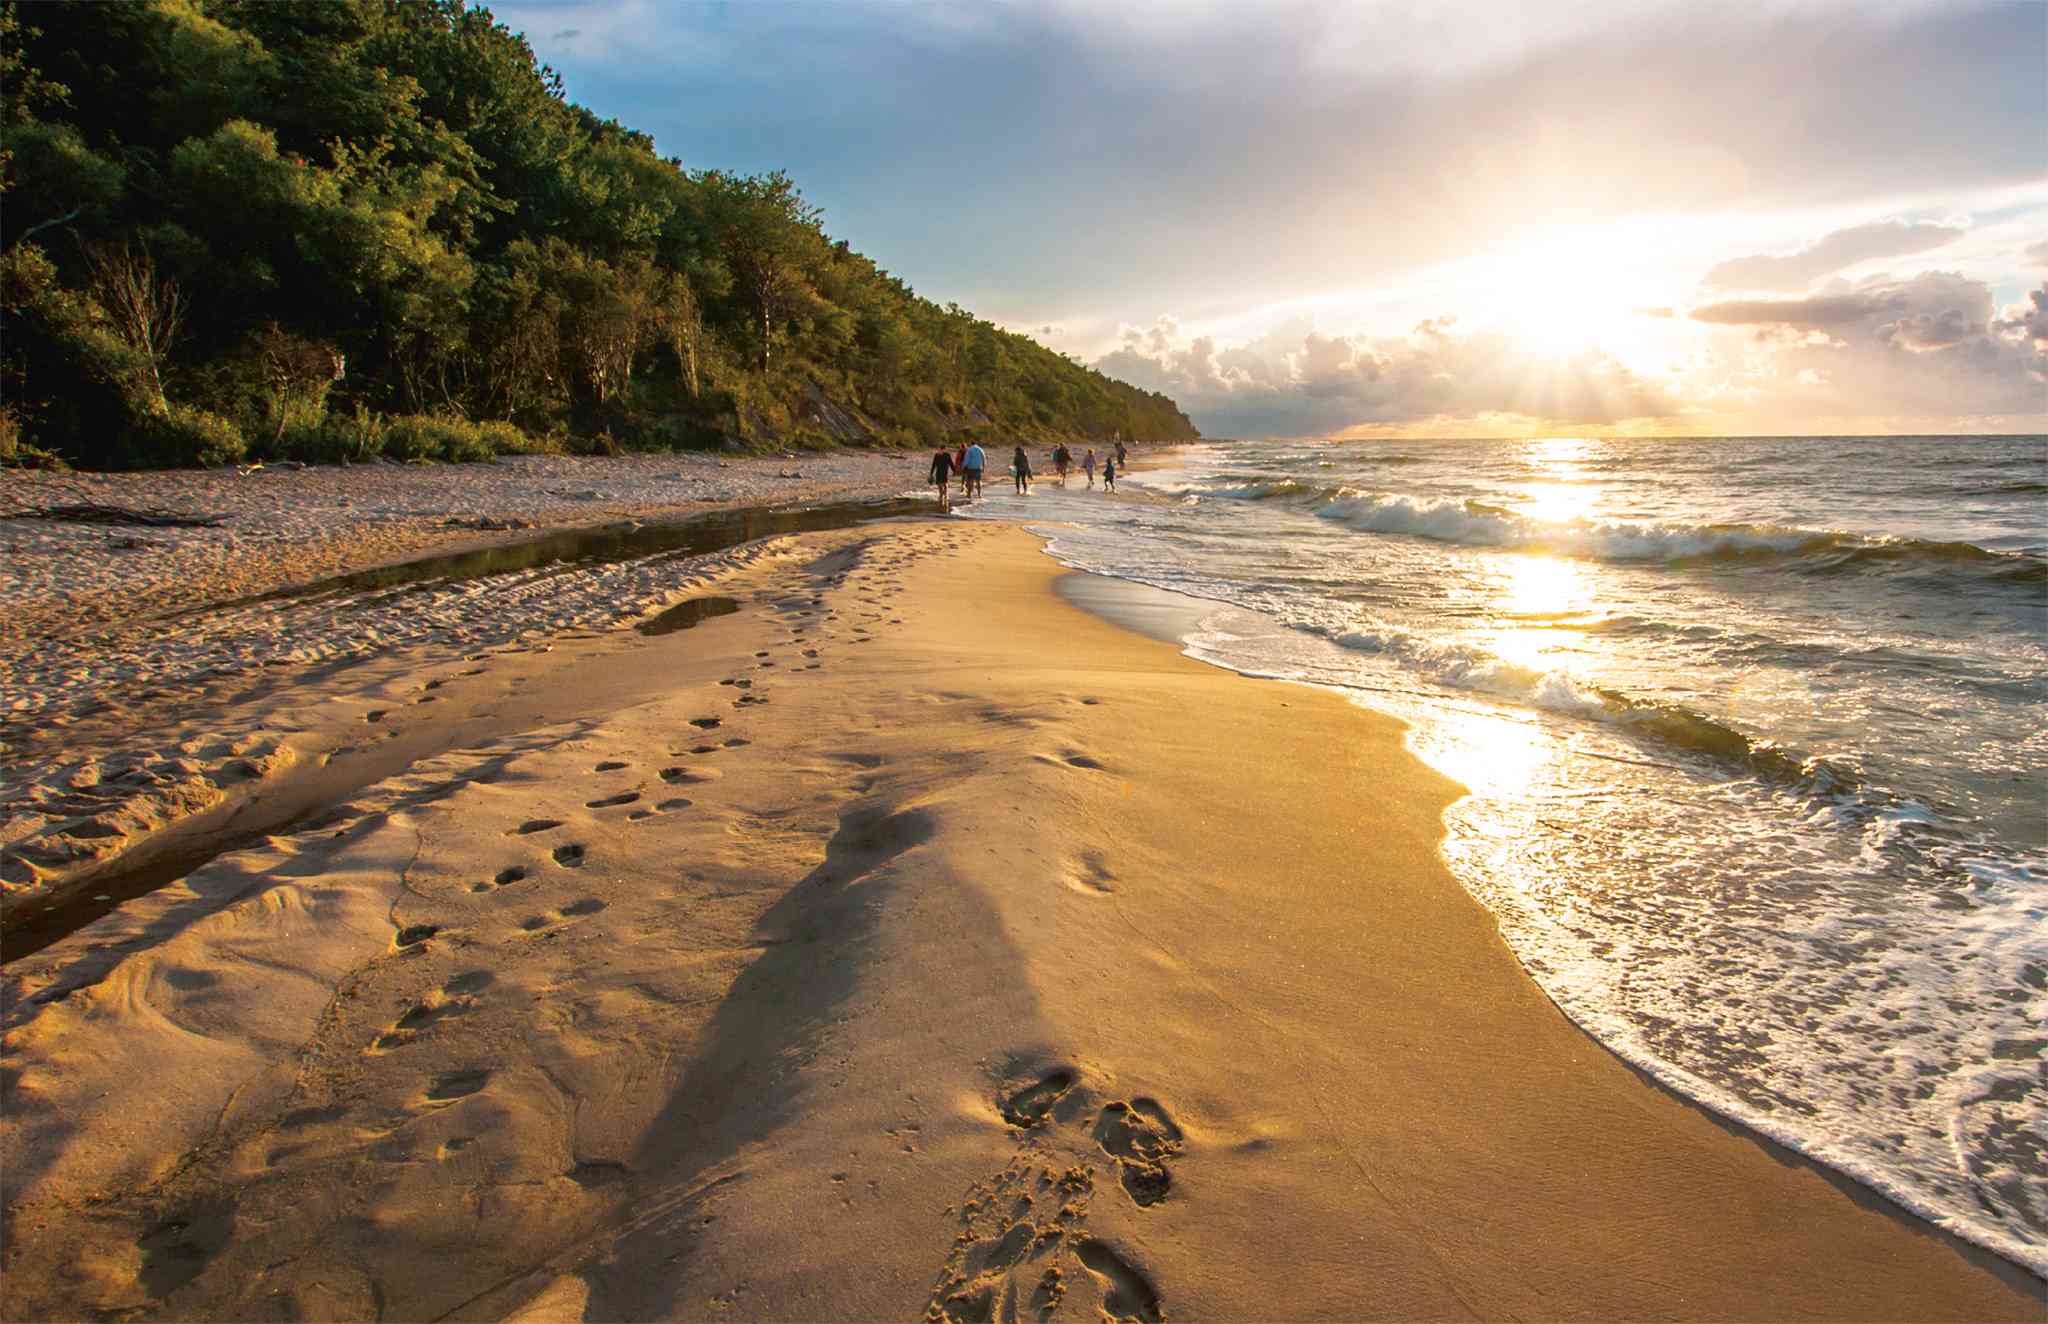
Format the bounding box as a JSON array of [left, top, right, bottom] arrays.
[[1310, 490, 2045, 583], [1309, 622, 1859, 794]]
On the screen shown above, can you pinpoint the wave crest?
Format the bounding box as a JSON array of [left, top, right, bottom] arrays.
[[1312, 621, 1858, 792], [1312, 491, 2044, 583]]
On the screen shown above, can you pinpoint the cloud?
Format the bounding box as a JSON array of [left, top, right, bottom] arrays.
[[1691, 271, 1993, 349], [1101, 270, 2045, 436], [498, 0, 2048, 320], [1676, 271, 2044, 423], [1096, 319, 1679, 437], [1995, 285, 2048, 346], [1702, 219, 1968, 291], [2027, 239, 2048, 269]]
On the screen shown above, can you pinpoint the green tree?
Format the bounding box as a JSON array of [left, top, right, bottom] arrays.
[[696, 170, 824, 371]]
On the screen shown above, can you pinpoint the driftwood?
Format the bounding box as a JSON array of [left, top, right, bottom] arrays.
[[0, 503, 226, 528]]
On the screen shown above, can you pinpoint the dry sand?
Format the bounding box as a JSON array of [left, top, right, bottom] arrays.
[[1, 521, 2036, 1321], [1, 451, 921, 648], [1, 451, 929, 906]]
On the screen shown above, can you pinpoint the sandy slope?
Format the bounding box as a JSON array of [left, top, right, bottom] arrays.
[[0, 522, 2034, 1321]]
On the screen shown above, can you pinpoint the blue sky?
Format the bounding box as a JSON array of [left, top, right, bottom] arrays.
[[496, 0, 2047, 435]]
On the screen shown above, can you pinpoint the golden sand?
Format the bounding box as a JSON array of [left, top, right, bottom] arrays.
[[1, 521, 2033, 1320]]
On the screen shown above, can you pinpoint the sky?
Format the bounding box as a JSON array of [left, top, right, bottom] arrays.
[[494, 0, 2048, 437]]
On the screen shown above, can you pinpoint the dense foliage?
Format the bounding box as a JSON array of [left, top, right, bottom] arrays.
[[0, 0, 1196, 468]]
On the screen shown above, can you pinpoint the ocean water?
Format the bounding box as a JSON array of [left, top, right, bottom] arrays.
[[963, 435, 2047, 1275]]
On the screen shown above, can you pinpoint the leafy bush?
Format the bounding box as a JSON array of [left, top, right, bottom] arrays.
[[131, 404, 247, 468], [379, 414, 481, 462]]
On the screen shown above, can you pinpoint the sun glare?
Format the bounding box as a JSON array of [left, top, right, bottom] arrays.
[[1468, 227, 1672, 365]]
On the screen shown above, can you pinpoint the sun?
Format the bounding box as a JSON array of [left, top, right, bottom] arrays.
[[1470, 225, 1668, 364]]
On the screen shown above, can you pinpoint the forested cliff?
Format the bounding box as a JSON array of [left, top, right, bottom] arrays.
[[0, 0, 1198, 468]]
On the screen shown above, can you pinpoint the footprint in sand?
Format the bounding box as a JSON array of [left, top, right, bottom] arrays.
[[523, 897, 604, 929], [585, 792, 641, 809], [661, 765, 720, 785], [135, 1203, 236, 1299], [594, 760, 630, 772], [690, 717, 722, 730], [1066, 852, 1117, 896], [512, 819, 562, 836], [552, 843, 587, 868], [1000, 1069, 1076, 1128], [421, 1069, 491, 1103], [1093, 1099, 1184, 1207], [471, 865, 529, 893], [393, 923, 440, 949], [568, 1159, 631, 1188], [373, 974, 491, 1051], [1075, 1240, 1163, 1323]]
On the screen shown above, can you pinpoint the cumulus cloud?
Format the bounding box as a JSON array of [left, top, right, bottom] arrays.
[[1096, 319, 1679, 437], [1702, 219, 1968, 291], [1099, 269, 2045, 436], [2026, 239, 2048, 269], [1995, 285, 2048, 347], [1678, 271, 2044, 423]]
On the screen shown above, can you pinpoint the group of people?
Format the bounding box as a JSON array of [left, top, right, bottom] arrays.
[[929, 438, 1129, 508]]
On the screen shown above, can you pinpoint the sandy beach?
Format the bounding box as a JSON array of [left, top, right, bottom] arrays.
[[0, 515, 2034, 1321], [0, 454, 924, 909]]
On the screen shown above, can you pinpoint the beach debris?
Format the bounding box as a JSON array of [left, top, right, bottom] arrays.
[[440, 515, 533, 531], [2, 502, 225, 527]]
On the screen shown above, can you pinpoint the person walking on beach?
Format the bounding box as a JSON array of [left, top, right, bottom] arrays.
[[1103, 454, 1117, 492], [1053, 444, 1071, 486], [929, 446, 953, 511], [1115, 438, 1129, 469], [1083, 447, 1097, 488], [963, 439, 986, 500], [1012, 445, 1033, 494]]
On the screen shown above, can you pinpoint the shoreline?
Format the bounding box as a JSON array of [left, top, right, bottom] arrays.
[[1053, 568, 2048, 1290], [0, 519, 2035, 1319]]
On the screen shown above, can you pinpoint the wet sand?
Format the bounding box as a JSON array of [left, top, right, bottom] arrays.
[[0, 521, 2035, 1320]]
